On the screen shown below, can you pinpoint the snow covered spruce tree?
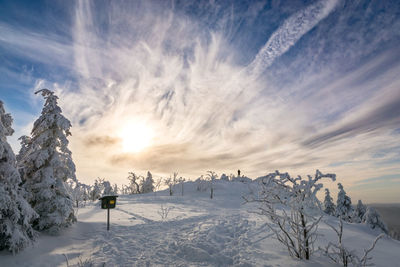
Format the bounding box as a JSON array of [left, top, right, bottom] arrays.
[[362, 207, 388, 234], [336, 183, 353, 222], [20, 89, 76, 234], [245, 170, 336, 260], [352, 200, 367, 223], [324, 188, 336, 216], [16, 135, 32, 183], [0, 101, 37, 253]]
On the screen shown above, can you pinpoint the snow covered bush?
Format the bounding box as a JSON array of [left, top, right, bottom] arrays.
[[324, 188, 336, 216], [220, 173, 229, 181], [89, 179, 102, 201], [206, 171, 218, 199], [164, 172, 178, 196], [157, 204, 172, 220], [178, 176, 185, 196], [352, 200, 367, 223], [154, 177, 163, 192], [102, 180, 113, 195], [120, 185, 130, 195], [0, 101, 38, 253], [336, 183, 353, 222], [362, 207, 388, 234], [66, 181, 86, 208], [322, 218, 384, 266], [19, 89, 76, 234], [246, 170, 336, 260], [141, 171, 155, 193], [196, 175, 208, 192], [112, 183, 119, 195]]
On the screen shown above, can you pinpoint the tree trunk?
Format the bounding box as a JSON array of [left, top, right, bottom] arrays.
[[300, 213, 309, 260]]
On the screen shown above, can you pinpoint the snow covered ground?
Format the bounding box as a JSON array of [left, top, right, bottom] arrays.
[[1, 181, 400, 266]]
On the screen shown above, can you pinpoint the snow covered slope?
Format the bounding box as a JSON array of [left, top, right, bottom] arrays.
[[1, 180, 399, 266]]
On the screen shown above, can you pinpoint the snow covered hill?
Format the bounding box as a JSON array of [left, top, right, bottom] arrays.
[[1, 180, 400, 266]]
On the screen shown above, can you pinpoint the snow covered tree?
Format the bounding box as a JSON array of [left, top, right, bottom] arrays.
[[178, 176, 185, 196], [324, 188, 336, 216], [0, 101, 38, 253], [112, 183, 118, 195], [336, 183, 353, 222], [245, 170, 336, 260], [352, 200, 367, 223], [102, 180, 113, 195], [206, 171, 218, 199], [220, 173, 229, 181], [16, 135, 32, 183], [66, 180, 84, 208], [164, 172, 178, 196], [154, 177, 163, 195], [127, 172, 141, 194], [20, 89, 76, 234], [89, 180, 102, 201], [196, 175, 207, 192], [141, 171, 154, 193], [362, 207, 388, 234], [120, 184, 130, 195]]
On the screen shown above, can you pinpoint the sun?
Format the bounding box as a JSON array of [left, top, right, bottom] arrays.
[[118, 120, 154, 153]]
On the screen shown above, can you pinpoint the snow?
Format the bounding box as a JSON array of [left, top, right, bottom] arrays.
[[1, 180, 399, 266]]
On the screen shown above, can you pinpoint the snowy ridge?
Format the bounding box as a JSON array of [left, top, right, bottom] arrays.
[[1, 180, 399, 266]]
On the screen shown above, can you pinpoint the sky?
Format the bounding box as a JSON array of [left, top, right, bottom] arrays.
[[1, 0, 400, 203]]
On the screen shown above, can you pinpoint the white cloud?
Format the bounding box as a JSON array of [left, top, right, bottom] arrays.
[[2, 0, 400, 202]]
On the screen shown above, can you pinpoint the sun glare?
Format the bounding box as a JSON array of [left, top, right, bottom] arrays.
[[118, 121, 154, 153]]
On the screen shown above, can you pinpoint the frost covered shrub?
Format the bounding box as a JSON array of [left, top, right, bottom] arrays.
[[89, 179, 103, 200], [206, 171, 217, 199], [0, 101, 37, 253], [246, 170, 336, 260], [141, 171, 155, 193], [220, 173, 229, 181], [164, 172, 178, 196], [66, 181, 85, 208], [19, 89, 76, 234], [178, 176, 185, 196], [336, 183, 353, 221], [196, 175, 208, 192], [324, 189, 336, 216], [322, 219, 384, 267], [362, 207, 388, 234], [102, 180, 113, 195]]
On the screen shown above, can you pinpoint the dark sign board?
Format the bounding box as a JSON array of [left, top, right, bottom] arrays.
[[99, 195, 119, 231], [99, 195, 118, 209]]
